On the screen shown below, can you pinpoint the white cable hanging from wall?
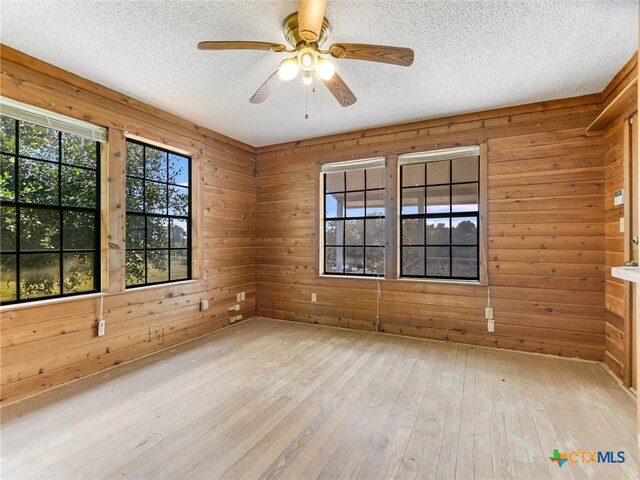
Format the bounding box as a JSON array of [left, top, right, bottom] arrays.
[[0, 96, 107, 143]]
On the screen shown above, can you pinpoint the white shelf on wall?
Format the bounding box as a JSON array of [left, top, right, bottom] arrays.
[[612, 266, 640, 283]]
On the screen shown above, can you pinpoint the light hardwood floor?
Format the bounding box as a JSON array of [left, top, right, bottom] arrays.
[[1, 318, 636, 479]]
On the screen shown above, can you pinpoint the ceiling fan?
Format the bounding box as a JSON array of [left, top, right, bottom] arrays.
[[197, 0, 414, 107]]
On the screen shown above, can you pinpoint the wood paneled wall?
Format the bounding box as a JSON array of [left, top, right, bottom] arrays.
[[601, 54, 638, 382], [0, 46, 256, 404], [255, 96, 607, 361]]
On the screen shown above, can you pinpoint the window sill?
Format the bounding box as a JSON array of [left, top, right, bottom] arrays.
[[1, 279, 203, 311], [318, 274, 483, 286], [0, 292, 104, 311], [124, 279, 200, 292]]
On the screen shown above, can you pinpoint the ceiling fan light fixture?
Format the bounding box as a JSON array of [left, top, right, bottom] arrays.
[[303, 70, 313, 85], [315, 57, 336, 80], [278, 57, 299, 81], [297, 46, 318, 71]]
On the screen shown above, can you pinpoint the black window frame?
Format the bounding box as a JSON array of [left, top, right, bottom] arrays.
[[125, 138, 192, 288], [400, 155, 480, 280], [322, 167, 385, 277], [0, 116, 101, 305]]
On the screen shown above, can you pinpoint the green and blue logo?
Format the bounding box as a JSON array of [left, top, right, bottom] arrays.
[[549, 449, 625, 467]]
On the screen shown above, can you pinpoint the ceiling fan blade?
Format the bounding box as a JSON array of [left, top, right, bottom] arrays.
[[321, 72, 357, 107], [329, 43, 414, 66], [298, 0, 327, 42], [198, 41, 287, 52], [249, 71, 282, 104]]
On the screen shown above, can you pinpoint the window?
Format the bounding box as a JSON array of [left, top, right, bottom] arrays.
[[0, 116, 101, 304], [322, 158, 385, 276], [400, 147, 480, 280], [125, 139, 191, 287]]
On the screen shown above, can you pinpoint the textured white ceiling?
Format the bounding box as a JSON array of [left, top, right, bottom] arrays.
[[1, 0, 637, 147]]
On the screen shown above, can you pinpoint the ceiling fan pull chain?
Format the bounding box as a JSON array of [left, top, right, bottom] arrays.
[[305, 83, 309, 120]]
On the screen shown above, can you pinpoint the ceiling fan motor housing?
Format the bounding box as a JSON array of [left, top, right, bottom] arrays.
[[283, 12, 331, 47]]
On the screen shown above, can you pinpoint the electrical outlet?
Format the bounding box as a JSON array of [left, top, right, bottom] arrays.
[[200, 300, 209, 311], [234, 304, 240, 311], [240, 292, 246, 301], [236, 292, 242, 302], [487, 319, 495, 333], [229, 315, 243, 324], [311, 293, 317, 303], [620, 218, 625, 233], [98, 319, 106, 337], [484, 307, 494, 320]]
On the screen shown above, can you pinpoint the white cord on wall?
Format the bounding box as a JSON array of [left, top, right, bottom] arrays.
[[97, 293, 106, 336], [479, 214, 492, 309]]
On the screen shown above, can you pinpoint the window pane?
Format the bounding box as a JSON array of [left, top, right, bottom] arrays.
[[367, 167, 385, 189], [19, 123, 58, 161], [147, 250, 169, 283], [325, 220, 342, 245], [345, 219, 364, 246], [427, 160, 449, 185], [345, 247, 364, 274], [325, 172, 344, 193], [365, 218, 384, 246], [145, 182, 167, 214], [126, 142, 144, 177], [20, 208, 59, 251], [402, 164, 424, 187], [323, 162, 385, 277], [147, 216, 169, 248], [402, 218, 424, 246], [325, 193, 344, 218], [168, 154, 189, 186], [19, 159, 59, 205], [170, 250, 189, 280], [426, 218, 450, 245], [345, 192, 365, 217], [452, 183, 478, 212], [452, 218, 478, 245], [61, 166, 96, 208], [145, 148, 167, 182], [126, 214, 145, 249], [1, 155, 15, 200], [20, 253, 60, 299], [126, 250, 145, 286], [426, 185, 450, 214], [1, 206, 16, 251], [1, 116, 16, 153], [365, 247, 384, 275], [426, 247, 450, 277], [126, 177, 144, 212], [401, 187, 424, 214], [346, 169, 365, 191], [452, 156, 478, 183], [325, 246, 343, 273], [63, 211, 95, 249], [0, 255, 17, 302], [62, 133, 96, 168], [402, 247, 424, 276], [366, 189, 385, 217], [63, 253, 95, 293], [168, 185, 189, 216], [170, 218, 188, 248], [452, 247, 478, 278]]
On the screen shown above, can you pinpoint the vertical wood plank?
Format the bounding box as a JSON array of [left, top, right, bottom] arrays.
[[479, 142, 489, 287], [107, 129, 126, 293], [384, 153, 399, 280]]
